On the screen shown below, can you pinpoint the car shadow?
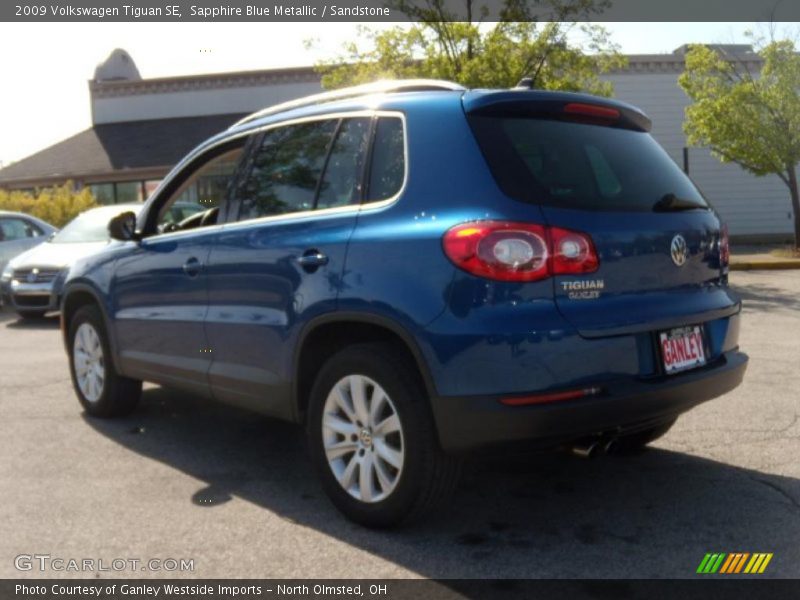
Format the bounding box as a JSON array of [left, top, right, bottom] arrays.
[[85, 386, 800, 579], [1, 311, 60, 329]]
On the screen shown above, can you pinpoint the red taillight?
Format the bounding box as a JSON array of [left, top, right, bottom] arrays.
[[443, 221, 599, 282], [719, 223, 730, 268], [563, 102, 620, 121], [550, 226, 599, 275]]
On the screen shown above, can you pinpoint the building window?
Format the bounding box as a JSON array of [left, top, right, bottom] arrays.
[[144, 180, 162, 199], [115, 181, 143, 204], [89, 183, 115, 205]]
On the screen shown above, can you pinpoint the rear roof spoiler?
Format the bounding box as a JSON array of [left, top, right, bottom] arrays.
[[462, 90, 652, 132]]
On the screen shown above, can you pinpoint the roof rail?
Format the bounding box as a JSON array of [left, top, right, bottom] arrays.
[[231, 79, 466, 128]]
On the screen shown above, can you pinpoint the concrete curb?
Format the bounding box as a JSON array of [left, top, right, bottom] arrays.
[[730, 260, 800, 271]]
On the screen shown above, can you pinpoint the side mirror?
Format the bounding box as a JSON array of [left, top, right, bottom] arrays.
[[108, 211, 138, 242]]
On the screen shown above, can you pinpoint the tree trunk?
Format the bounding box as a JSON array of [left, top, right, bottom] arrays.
[[789, 166, 800, 250]]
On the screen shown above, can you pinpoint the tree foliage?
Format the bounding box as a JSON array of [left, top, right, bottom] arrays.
[[679, 40, 800, 247], [312, 0, 625, 96], [0, 182, 97, 228]]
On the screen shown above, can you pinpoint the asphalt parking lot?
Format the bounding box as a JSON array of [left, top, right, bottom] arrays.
[[1, 270, 798, 580]]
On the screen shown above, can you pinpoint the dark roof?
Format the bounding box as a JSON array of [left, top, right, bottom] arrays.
[[0, 113, 246, 184]]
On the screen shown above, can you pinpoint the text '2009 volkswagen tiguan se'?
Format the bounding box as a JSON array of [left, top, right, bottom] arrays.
[[61, 80, 747, 527]]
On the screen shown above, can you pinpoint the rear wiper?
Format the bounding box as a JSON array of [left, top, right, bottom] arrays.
[[653, 193, 706, 212]]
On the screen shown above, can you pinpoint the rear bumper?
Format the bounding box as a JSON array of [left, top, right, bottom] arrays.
[[431, 349, 748, 454]]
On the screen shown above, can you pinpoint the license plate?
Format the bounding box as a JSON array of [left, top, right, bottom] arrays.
[[659, 326, 707, 374]]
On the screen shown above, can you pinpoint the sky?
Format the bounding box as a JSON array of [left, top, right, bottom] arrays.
[[0, 21, 774, 167]]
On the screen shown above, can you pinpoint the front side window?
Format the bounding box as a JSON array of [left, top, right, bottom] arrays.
[[154, 146, 245, 233]]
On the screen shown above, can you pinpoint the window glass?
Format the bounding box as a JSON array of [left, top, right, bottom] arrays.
[[317, 118, 371, 210], [0, 218, 39, 241], [89, 183, 114, 205], [367, 117, 405, 201], [156, 147, 244, 232], [469, 116, 708, 212], [116, 181, 143, 204], [238, 120, 337, 220]]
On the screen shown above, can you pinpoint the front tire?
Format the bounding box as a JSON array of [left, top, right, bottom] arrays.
[[308, 343, 461, 528], [68, 305, 141, 418]]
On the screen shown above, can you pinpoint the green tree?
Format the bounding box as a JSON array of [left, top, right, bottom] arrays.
[[311, 0, 625, 96], [679, 41, 800, 249]]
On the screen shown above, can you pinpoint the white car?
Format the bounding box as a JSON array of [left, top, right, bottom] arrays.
[[1, 204, 141, 318]]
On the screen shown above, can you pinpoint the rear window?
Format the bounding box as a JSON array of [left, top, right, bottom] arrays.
[[469, 116, 708, 212]]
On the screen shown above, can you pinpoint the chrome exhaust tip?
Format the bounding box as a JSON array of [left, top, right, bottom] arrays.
[[570, 441, 600, 459]]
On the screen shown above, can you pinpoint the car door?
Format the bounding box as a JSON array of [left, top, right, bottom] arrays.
[[0, 216, 45, 271], [111, 140, 248, 395], [204, 116, 372, 419]]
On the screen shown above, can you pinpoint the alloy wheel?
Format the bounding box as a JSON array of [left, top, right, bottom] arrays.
[[321, 375, 405, 503]]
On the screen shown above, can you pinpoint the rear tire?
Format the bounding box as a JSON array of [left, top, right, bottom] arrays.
[[17, 310, 47, 319], [612, 418, 677, 454], [68, 305, 141, 418], [308, 343, 461, 528]]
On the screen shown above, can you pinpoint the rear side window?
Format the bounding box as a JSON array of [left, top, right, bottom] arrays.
[[317, 118, 371, 210], [367, 117, 405, 201], [469, 116, 707, 212], [238, 120, 338, 220]]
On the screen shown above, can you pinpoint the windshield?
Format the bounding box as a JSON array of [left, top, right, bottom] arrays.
[[52, 206, 138, 243], [469, 116, 708, 212]]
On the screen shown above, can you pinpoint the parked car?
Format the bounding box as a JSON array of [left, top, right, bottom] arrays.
[[0, 210, 56, 277], [60, 80, 748, 527], [1, 204, 141, 318]]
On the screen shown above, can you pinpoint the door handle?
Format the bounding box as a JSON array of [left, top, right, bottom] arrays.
[[183, 257, 202, 277], [297, 250, 329, 270]]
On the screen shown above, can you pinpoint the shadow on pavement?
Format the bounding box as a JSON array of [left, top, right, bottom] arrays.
[[733, 281, 800, 313], [1, 311, 60, 329], [85, 386, 800, 579]]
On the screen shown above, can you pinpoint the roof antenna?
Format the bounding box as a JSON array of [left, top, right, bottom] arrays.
[[514, 77, 534, 90]]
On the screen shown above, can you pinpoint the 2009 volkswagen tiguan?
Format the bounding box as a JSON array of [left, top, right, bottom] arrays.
[[61, 80, 747, 527]]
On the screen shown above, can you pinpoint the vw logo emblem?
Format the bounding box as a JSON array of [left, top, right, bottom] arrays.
[[27, 268, 39, 283], [670, 235, 688, 267]]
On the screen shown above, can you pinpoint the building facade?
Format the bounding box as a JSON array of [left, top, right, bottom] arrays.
[[0, 47, 794, 240]]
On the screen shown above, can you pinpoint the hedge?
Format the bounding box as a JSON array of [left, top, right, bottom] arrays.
[[0, 182, 97, 228]]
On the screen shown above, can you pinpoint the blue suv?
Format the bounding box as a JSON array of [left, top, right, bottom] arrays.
[[61, 80, 748, 527]]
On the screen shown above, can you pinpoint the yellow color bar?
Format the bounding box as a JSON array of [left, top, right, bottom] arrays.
[[758, 554, 773, 574], [744, 554, 759, 574]]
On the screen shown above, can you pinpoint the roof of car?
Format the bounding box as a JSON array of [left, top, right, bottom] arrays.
[[225, 79, 651, 137]]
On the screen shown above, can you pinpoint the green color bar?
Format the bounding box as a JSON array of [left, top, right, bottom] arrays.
[[710, 554, 726, 573], [697, 554, 713, 574]]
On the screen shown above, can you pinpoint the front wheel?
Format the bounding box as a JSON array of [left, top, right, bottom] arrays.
[[68, 305, 141, 418], [308, 343, 461, 528]]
